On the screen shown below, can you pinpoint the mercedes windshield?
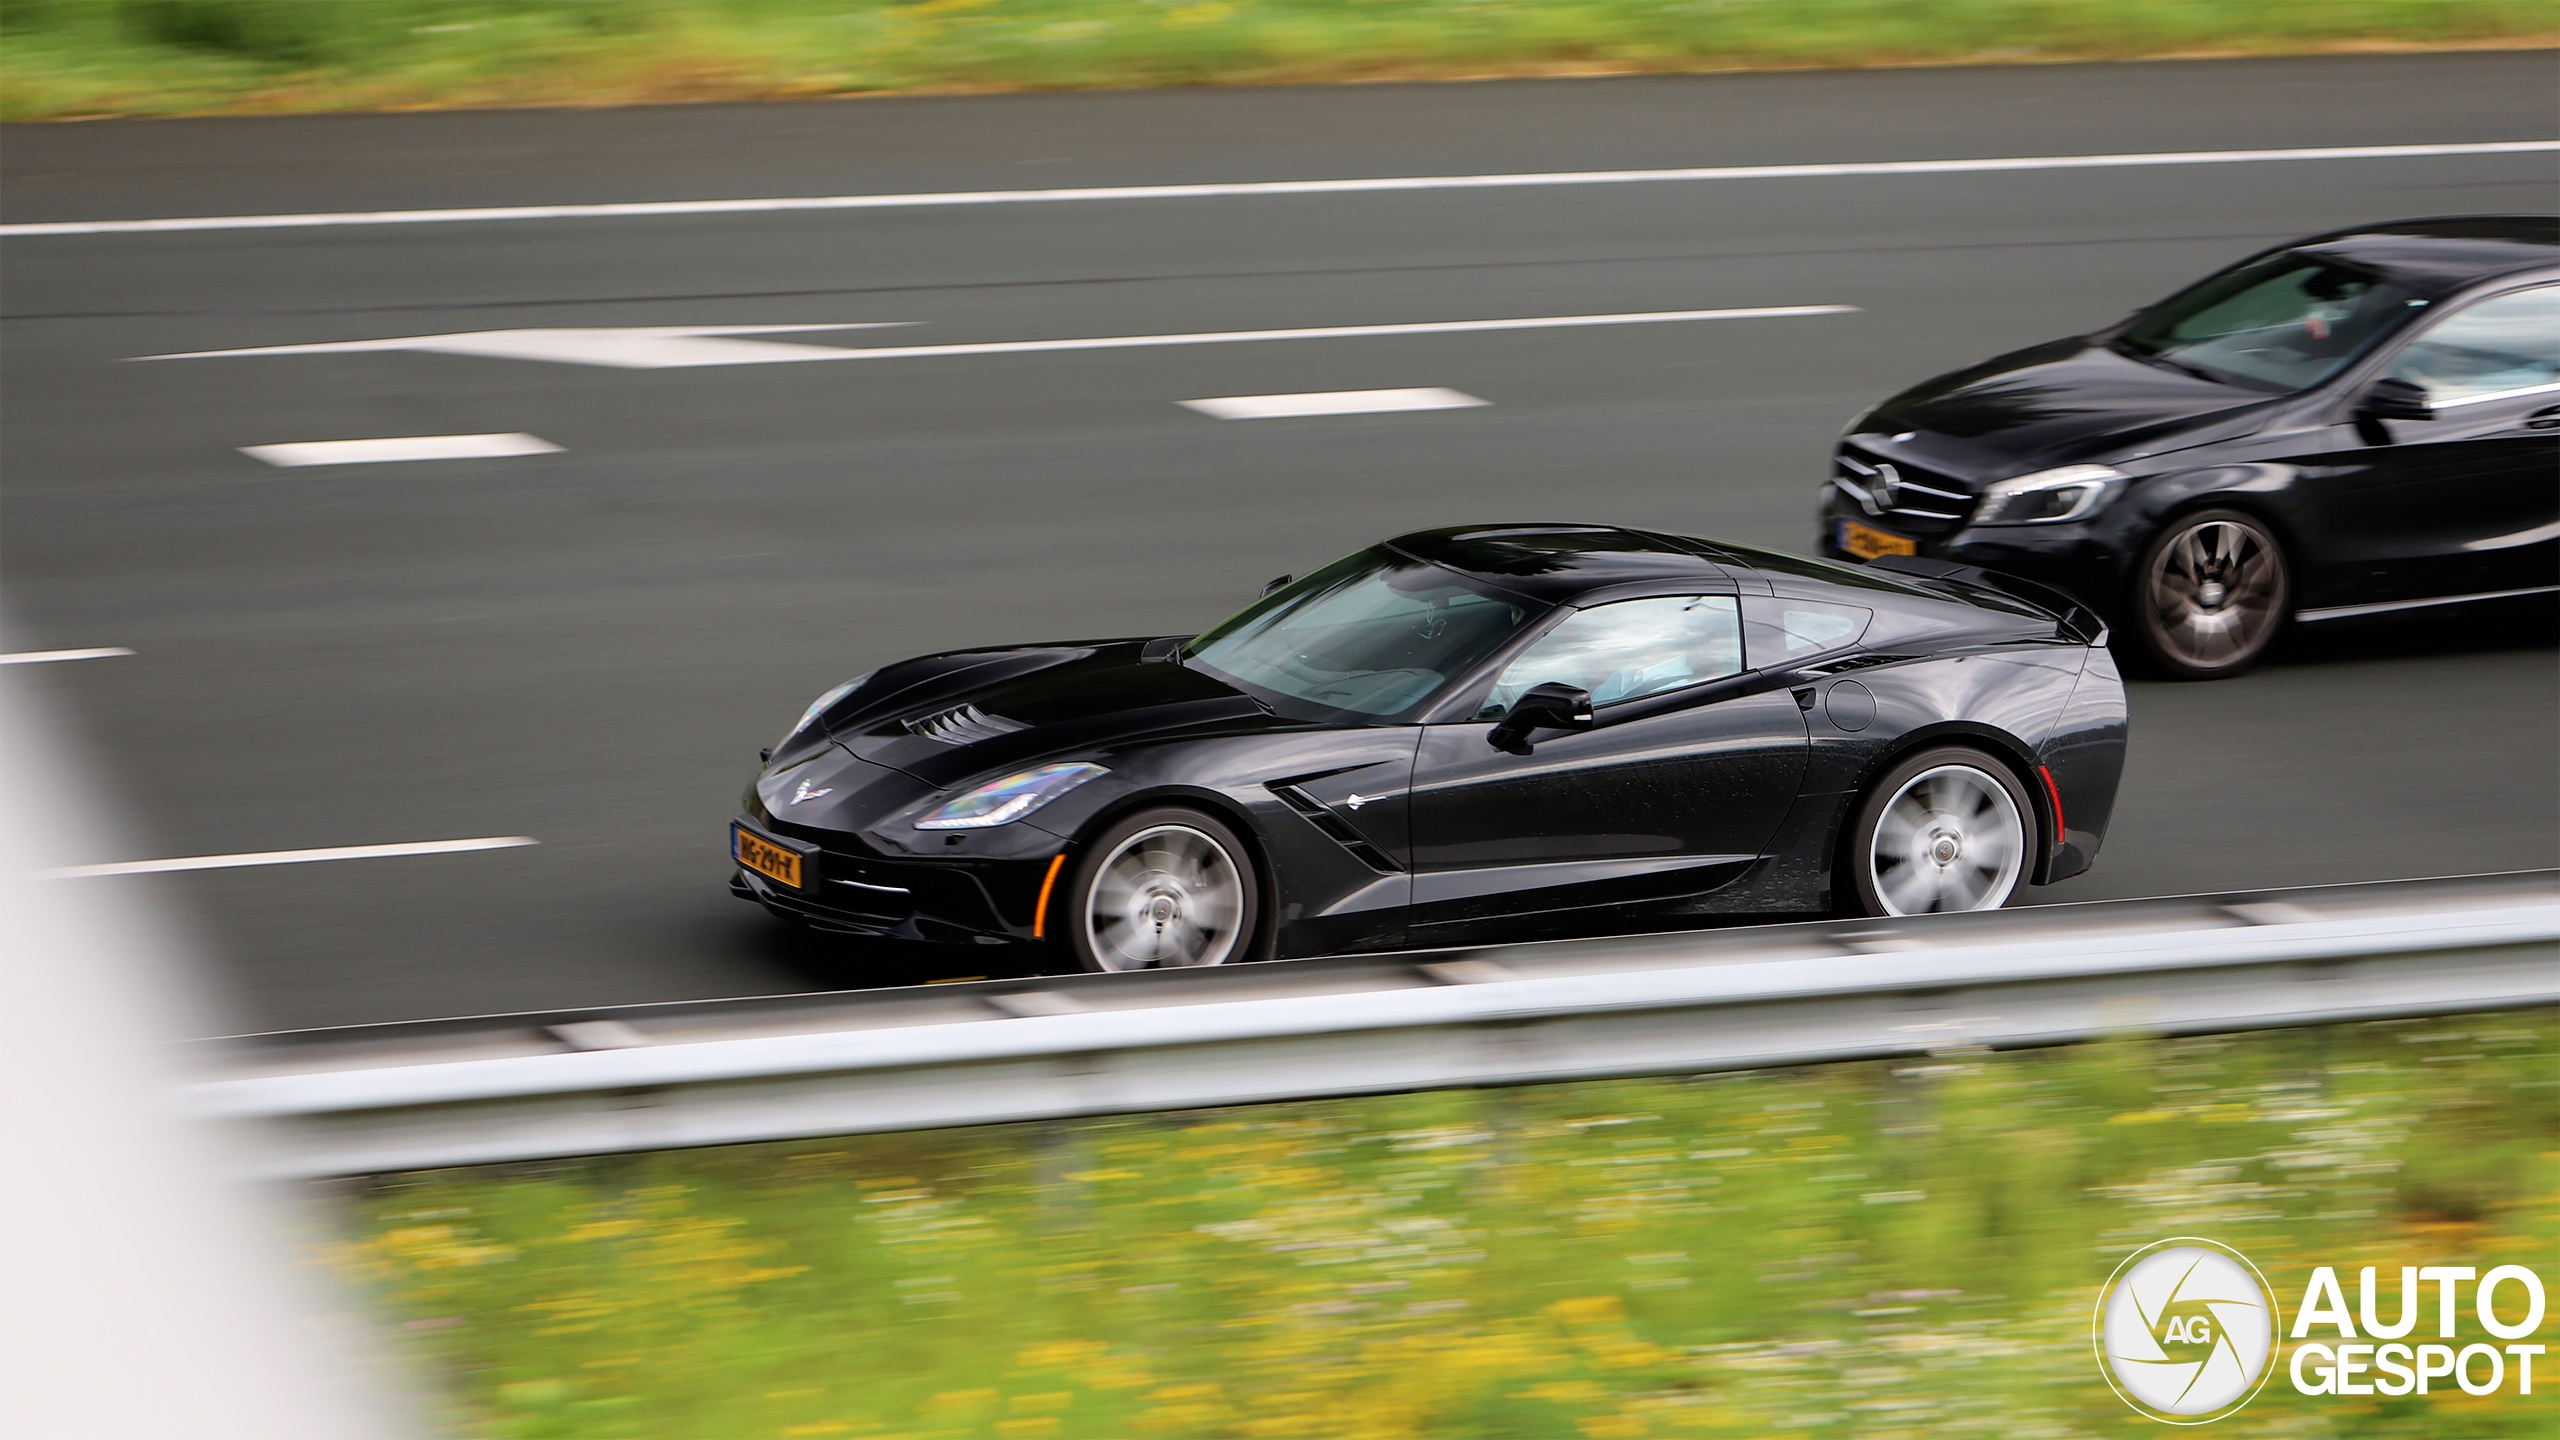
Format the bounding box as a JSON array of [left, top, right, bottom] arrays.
[[2113, 251, 2422, 393]]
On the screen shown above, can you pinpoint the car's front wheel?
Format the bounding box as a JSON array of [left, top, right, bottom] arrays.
[[1845, 747, 2034, 917], [2129, 508, 2291, 679], [1066, 807, 1262, 972]]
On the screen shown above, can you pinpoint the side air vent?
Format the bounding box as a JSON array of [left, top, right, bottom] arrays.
[[1269, 782, 1404, 873], [906, 704, 1031, 745]]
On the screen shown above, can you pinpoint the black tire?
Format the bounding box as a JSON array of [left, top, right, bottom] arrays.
[[1064, 807, 1263, 973], [2126, 507, 2291, 679], [1843, 746, 2037, 918]]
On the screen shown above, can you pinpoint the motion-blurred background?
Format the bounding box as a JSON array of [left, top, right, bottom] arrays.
[[2, 5, 2553, 1438]]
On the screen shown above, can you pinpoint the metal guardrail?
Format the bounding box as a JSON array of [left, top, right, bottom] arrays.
[[195, 872, 2560, 1180]]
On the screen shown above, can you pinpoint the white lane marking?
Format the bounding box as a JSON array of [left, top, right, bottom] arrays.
[[12, 141, 2554, 237], [43, 835, 537, 878], [144, 306, 1854, 370], [0, 647, 134, 665], [1182, 387, 1488, 419], [240, 433, 564, 466], [157, 322, 914, 369]]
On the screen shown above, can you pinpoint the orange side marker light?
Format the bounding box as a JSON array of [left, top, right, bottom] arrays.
[[1031, 852, 1068, 939]]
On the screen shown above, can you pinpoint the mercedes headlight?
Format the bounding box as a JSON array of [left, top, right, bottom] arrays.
[[1971, 465, 2127, 525], [916, 762, 1108, 830], [782, 671, 873, 747]]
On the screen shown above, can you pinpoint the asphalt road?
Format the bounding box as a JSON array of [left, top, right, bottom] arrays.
[[4, 53, 2554, 1034]]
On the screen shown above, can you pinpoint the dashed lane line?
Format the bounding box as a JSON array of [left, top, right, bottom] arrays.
[[8, 141, 2553, 237], [239, 433, 564, 466], [43, 836, 539, 879], [1181, 387, 1489, 419], [0, 648, 134, 665]]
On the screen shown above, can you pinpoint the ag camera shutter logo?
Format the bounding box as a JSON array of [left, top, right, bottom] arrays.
[[2094, 1238, 2282, 1423]]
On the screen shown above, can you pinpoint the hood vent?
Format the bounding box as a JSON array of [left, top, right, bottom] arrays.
[[906, 703, 1031, 746]]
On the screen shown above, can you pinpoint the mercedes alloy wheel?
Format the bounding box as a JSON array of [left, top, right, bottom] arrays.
[[2132, 508, 2290, 679]]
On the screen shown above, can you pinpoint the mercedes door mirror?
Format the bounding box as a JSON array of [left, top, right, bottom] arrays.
[[2357, 376, 2434, 423], [1489, 682, 1595, 754]]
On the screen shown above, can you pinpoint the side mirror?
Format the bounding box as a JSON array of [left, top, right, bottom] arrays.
[[1260, 574, 1294, 597], [2358, 376, 2433, 423], [1488, 682, 1595, 754]]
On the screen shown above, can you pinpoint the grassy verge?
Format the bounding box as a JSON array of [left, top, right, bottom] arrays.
[[333, 1009, 2560, 1438], [1, 1, 2553, 121]]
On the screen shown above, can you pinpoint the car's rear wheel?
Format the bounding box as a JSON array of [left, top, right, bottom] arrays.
[[1067, 807, 1261, 973], [2129, 508, 2290, 679], [1846, 747, 2033, 917]]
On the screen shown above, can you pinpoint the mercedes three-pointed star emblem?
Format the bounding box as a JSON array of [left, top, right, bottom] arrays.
[[1870, 460, 1903, 510]]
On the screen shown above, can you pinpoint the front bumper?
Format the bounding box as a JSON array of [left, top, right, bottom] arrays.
[[1817, 486, 2126, 615], [731, 816, 1053, 946]]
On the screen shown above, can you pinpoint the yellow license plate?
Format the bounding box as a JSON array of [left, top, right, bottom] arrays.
[[733, 825, 804, 889], [1838, 519, 1918, 560]]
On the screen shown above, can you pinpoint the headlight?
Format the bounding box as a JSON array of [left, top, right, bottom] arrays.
[[781, 671, 873, 748], [916, 762, 1108, 830], [1971, 465, 2126, 526]]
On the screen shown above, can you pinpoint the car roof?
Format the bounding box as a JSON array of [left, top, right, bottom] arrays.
[[1384, 523, 1951, 607], [1384, 523, 1731, 602], [2286, 215, 2560, 294]]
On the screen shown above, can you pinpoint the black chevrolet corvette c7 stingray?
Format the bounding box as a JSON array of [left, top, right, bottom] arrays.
[[731, 525, 2128, 971]]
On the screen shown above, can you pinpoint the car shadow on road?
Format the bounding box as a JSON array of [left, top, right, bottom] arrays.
[[734, 911, 1060, 994]]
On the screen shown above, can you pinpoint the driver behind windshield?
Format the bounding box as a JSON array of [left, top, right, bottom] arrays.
[[2116, 254, 2420, 392]]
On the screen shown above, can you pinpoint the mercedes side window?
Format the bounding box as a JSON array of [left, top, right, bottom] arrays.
[[1742, 597, 1873, 668], [2386, 285, 2560, 405], [1478, 595, 1742, 719]]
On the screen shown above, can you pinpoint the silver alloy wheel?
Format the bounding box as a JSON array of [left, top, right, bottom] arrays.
[[2144, 516, 2285, 671], [1866, 763, 2026, 916], [1082, 823, 1246, 971]]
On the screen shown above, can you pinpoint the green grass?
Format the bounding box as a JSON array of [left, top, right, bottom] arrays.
[[334, 1009, 2560, 1438], [0, 0, 2552, 120]]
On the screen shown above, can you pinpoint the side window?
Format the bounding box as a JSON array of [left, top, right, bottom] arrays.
[[1480, 595, 1742, 717], [1743, 597, 1873, 668], [2387, 286, 2560, 405]]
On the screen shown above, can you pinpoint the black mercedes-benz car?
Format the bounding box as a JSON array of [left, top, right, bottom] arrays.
[[1821, 216, 2558, 677], [731, 525, 2126, 970]]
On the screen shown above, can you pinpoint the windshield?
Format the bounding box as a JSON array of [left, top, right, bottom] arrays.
[[2116, 252, 2421, 392], [1186, 548, 1544, 718]]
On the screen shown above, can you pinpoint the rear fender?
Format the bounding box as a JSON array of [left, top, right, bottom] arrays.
[[2032, 644, 2129, 882], [1815, 646, 2085, 890]]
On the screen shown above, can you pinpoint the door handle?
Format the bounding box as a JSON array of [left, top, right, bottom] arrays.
[[2525, 404, 2560, 431]]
